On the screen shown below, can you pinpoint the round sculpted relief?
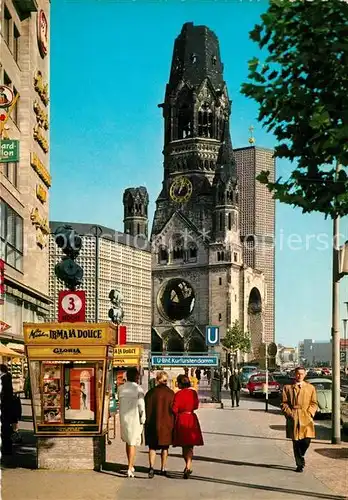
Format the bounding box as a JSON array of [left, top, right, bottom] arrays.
[[158, 278, 195, 321]]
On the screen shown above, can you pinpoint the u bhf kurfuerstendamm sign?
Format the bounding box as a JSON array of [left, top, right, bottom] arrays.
[[23, 322, 117, 346], [0, 140, 19, 163]]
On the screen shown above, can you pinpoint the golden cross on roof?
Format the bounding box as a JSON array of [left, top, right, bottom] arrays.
[[248, 125, 255, 145]]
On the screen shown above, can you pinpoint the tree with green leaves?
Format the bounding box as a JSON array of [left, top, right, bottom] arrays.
[[222, 320, 251, 369], [241, 0, 348, 217]]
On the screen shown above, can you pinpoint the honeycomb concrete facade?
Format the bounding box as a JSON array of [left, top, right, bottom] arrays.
[[48, 222, 152, 348], [0, 1, 51, 352], [234, 146, 275, 343]]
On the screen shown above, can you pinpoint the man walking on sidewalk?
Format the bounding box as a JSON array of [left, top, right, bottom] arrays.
[[281, 366, 318, 472], [229, 368, 242, 408]]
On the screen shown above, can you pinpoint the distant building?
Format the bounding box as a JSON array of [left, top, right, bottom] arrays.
[[298, 339, 331, 366], [277, 345, 296, 366], [48, 220, 152, 350]]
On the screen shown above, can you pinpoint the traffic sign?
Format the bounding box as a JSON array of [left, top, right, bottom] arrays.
[[58, 290, 86, 322], [151, 355, 219, 367], [267, 342, 277, 357], [0, 321, 10, 334], [205, 326, 220, 346]]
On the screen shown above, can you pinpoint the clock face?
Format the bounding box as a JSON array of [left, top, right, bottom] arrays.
[[169, 176, 193, 203]]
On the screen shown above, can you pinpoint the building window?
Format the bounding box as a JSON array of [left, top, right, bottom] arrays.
[[219, 277, 222, 285], [178, 105, 192, 139], [218, 313, 222, 321], [4, 7, 11, 46], [0, 200, 23, 271], [234, 252, 238, 262], [228, 213, 232, 230], [172, 239, 184, 260], [188, 244, 197, 262], [219, 213, 223, 231], [217, 251, 225, 262], [212, 55, 217, 65], [3, 162, 18, 188], [13, 87, 19, 125], [13, 25, 20, 63], [198, 105, 213, 138], [159, 246, 169, 264], [4, 72, 11, 87]]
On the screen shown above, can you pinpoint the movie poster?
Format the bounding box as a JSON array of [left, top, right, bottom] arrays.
[[42, 363, 62, 423], [64, 367, 95, 422]]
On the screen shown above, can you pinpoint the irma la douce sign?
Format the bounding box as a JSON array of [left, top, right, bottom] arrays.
[[23, 322, 117, 345]]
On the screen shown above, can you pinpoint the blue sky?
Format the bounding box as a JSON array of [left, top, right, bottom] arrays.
[[50, 0, 348, 347]]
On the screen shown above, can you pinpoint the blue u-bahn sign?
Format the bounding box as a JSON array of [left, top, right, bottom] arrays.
[[205, 326, 220, 346], [151, 355, 219, 367]]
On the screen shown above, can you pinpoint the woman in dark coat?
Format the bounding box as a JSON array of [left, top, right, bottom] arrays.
[[172, 374, 203, 479], [145, 371, 174, 478]]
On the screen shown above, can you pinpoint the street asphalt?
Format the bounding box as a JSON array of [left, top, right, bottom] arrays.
[[1, 393, 347, 500]]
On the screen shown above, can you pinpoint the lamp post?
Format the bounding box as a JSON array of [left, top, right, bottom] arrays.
[[331, 161, 341, 444], [90, 226, 103, 323]]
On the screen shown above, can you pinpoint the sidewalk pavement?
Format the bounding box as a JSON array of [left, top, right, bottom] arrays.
[[1, 395, 347, 500]]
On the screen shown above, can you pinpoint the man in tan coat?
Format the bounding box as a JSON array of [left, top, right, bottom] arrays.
[[281, 366, 318, 472]]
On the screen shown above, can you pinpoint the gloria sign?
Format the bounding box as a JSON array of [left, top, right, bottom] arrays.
[[0, 140, 19, 163], [151, 355, 219, 367]]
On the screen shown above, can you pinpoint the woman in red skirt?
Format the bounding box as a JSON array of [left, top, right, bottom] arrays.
[[172, 374, 204, 479]]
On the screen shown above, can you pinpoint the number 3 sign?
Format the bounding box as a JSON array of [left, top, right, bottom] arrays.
[[58, 290, 86, 323]]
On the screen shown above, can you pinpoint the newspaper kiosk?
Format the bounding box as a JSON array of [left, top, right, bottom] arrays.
[[23, 322, 117, 470]]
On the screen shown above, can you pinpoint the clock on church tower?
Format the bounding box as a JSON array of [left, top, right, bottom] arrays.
[[169, 176, 193, 203]]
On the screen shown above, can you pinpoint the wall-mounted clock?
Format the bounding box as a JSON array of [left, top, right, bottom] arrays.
[[169, 176, 193, 203]]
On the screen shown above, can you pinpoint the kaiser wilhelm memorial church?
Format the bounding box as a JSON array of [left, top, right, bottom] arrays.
[[124, 23, 275, 360]]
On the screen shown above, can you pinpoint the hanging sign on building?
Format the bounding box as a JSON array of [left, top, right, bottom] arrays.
[[37, 10, 48, 58], [58, 291, 86, 323], [0, 140, 19, 162], [0, 85, 14, 108]]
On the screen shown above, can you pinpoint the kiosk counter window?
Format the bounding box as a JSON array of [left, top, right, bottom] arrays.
[[29, 359, 109, 434]]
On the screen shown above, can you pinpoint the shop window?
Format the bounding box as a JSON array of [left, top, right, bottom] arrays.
[[4, 7, 11, 47], [14, 25, 20, 63], [0, 200, 23, 271], [3, 162, 18, 188]]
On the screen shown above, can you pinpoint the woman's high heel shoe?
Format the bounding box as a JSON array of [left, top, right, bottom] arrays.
[[183, 468, 192, 479], [127, 469, 135, 478]]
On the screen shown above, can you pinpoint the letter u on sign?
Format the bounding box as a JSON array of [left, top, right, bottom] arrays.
[[205, 326, 220, 346]]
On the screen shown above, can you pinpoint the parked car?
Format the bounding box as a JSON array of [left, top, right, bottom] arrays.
[[247, 373, 280, 397], [240, 365, 258, 386], [306, 377, 346, 416]]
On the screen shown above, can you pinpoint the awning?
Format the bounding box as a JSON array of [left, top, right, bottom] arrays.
[[6, 342, 25, 352], [0, 343, 24, 357]]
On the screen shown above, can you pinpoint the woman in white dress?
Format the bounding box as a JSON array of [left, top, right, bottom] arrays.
[[118, 366, 145, 477]]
